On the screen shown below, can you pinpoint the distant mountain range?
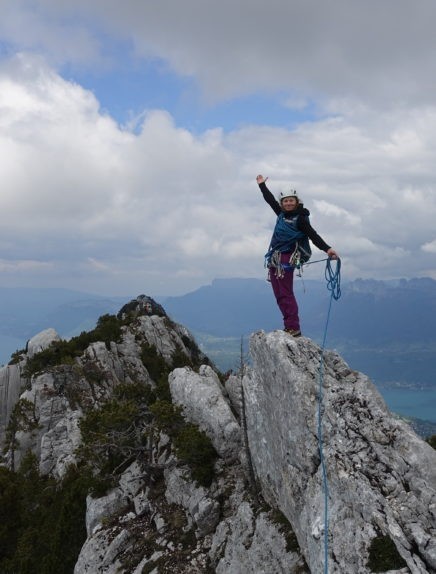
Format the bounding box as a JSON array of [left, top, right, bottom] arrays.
[[0, 278, 435, 425], [161, 277, 436, 384], [161, 276, 436, 430], [0, 287, 126, 364]]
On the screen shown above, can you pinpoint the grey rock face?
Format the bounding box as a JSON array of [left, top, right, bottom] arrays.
[[243, 330, 436, 574], [210, 501, 305, 574], [14, 370, 79, 474], [139, 315, 205, 365], [39, 409, 82, 478], [224, 373, 243, 418], [165, 466, 220, 537], [0, 362, 24, 437], [169, 365, 241, 461], [0, 328, 60, 439], [5, 300, 436, 574], [86, 489, 130, 536], [74, 527, 130, 574], [1, 311, 201, 472], [74, 341, 303, 573], [27, 328, 61, 357]]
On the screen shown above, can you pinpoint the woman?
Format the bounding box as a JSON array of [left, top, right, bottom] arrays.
[[256, 174, 338, 337]]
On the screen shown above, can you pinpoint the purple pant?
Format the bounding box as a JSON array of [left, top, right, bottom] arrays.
[[269, 253, 300, 330]]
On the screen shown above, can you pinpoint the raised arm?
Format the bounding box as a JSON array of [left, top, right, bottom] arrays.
[[256, 174, 281, 215]]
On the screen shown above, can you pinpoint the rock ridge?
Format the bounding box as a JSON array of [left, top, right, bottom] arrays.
[[0, 296, 435, 573], [243, 330, 436, 573]]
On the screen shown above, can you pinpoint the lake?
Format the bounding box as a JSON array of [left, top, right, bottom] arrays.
[[377, 386, 436, 424]]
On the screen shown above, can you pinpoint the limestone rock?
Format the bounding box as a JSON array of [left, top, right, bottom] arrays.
[[165, 466, 220, 537], [4, 296, 436, 574], [210, 501, 305, 573], [27, 328, 61, 357], [225, 373, 243, 418], [14, 370, 76, 473], [0, 362, 24, 437], [138, 315, 204, 365], [0, 328, 60, 437], [85, 489, 130, 536], [39, 409, 82, 478], [169, 365, 241, 461], [243, 330, 436, 574], [74, 527, 130, 574]]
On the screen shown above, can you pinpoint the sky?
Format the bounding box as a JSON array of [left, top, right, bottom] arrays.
[[1, 0, 436, 297]]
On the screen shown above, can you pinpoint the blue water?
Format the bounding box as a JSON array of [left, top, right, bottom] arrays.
[[378, 387, 436, 423]]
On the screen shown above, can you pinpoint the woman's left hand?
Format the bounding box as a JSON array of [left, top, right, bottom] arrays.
[[327, 248, 339, 260]]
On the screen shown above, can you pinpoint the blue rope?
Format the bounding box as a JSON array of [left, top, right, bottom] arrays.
[[303, 257, 329, 266], [318, 258, 341, 574], [325, 257, 341, 301]]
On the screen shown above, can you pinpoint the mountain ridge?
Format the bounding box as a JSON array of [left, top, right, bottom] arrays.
[[1, 278, 435, 420], [0, 295, 435, 572]]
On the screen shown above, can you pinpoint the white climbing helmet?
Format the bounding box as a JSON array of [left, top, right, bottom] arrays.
[[278, 188, 300, 203]]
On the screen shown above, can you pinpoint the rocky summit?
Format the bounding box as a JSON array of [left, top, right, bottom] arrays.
[[0, 295, 435, 574]]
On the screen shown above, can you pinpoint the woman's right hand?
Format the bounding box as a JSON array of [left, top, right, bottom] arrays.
[[256, 174, 268, 184]]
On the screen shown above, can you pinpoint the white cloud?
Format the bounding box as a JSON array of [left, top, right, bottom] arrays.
[[0, 258, 53, 272], [422, 240, 436, 254], [0, 54, 436, 294], [313, 201, 361, 226], [0, 1, 103, 68], [3, 1, 436, 108]]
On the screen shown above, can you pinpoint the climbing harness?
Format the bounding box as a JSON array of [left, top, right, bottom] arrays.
[[317, 257, 341, 574], [266, 242, 313, 281], [264, 213, 312, 274]]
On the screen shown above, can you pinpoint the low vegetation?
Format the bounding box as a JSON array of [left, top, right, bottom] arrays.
[[23, 314, 123, 377], [366, 534, 407, 572], [1, 307, 218, 571], [427, 434, 436, 449], [3, 398, 39, 472], [0, 452, 92, 574], [150, 399, 217, 487]]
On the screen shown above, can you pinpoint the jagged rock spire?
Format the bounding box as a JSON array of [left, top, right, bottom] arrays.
[[1, 297, 435, 573], [243, 330, 436, 573]]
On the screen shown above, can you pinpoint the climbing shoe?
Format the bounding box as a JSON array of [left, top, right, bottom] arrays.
[[284, 328, 301, 337]]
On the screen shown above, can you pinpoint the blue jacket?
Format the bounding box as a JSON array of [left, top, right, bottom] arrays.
[[259, 182, 331, 254]]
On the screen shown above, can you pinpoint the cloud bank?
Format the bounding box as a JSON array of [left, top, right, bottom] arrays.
[[0, 2, 435, 295]]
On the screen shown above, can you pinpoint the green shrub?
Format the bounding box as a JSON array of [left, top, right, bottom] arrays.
[[149, 400, 185, 436], [0, 452, 91, 574], [8, 349, 27, 365], [426, 434, 436, 449], [3, 399, 40, 471], [366, 535, 407, 572], [140, 342, 170, 382], [174, 424, 217, 487], [78, 396, 145, 484], [74, 380, 155, 494], [24, 314, 123, 377], [149, 400, 217, 487], [180, 334, 210, 368], [113, 380, 156, 405], [140, 342, 180, 400], [23, 341, 76, 376], [0, 467, 21, 563]]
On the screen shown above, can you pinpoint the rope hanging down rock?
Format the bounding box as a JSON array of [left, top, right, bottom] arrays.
[[318, 258, 341, 574]]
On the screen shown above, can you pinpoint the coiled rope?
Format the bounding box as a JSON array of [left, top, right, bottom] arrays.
[[317, 257, 341, 573]]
